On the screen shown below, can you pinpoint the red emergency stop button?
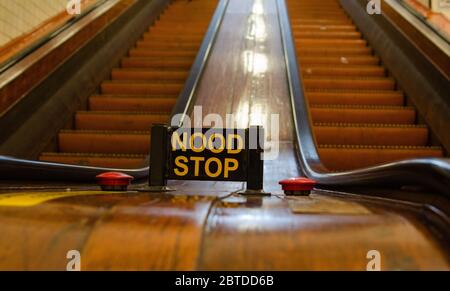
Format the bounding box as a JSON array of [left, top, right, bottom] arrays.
[[96, 172, 134, 191], [279, 177, 317, 196]]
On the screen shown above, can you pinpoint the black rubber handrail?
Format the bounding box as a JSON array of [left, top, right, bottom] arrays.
[[0, 155, 147, 182], [0, 0, 109, 75], [276, 0, 450, 196], [0, 0, 229, 182]]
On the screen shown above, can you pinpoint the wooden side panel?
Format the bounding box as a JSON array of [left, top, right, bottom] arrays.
[[0, 193, 215, 270], [198, 193, 449, 270]]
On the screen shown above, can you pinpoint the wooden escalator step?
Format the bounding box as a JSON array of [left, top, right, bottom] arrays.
[[121, 57, 194, 69], [314, 124, 429, 146], [141, 35, 205, 42], [101, 81, 183, 95], [75, 111, 170, 131], [58, 130, 150, 154], [289, 0, 444, 171], [298, 46, 373, 56], [135, 42, 201, 50], [310, 106, 416, 124], [111, 69, 189, 81], [300, 55, 380, 66], [89, 95, 177, 112], [297, 38, 367, 47], [306, 91, 404, 106], [291, 24, 357, 31], [303, 78, 395, 90], [302, 66, 384, 77], [318, 145, 443, 171], [128, 49, 197, 58], [294, 31, 362, 39], [39, 0, 218, 169]]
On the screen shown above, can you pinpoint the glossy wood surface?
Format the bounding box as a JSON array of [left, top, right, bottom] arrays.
[[0, 0, 448, 270], [193, 0, 300, 192], [0, 191, 218, 270], [198, 192, 449, 270], [194, 0, 294, 141]]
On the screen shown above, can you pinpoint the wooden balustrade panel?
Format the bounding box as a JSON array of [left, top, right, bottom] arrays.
[[0, 190, 218, 270]]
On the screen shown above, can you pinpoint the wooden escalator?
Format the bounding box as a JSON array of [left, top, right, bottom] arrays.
[[287, 0, 444, 171], [39, 0, 217, 169]]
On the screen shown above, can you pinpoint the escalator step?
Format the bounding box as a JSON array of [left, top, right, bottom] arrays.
[[58, 130, 150, 154], [310, 106, 416, 124], [137, 39, 201, 47], [89, 95, 176, 112], [298, 47, 373, 56], [318, 146, 443, 171], [292, 24, 357, 31], [289, 0, 444, 170], [128, 49, 198, 58], [296, 39, 367, 47], [38, 0, 217, 169], [303, 78, 395, 90], [300, 56, 380, 66], [294, 31, 362, 39], [141, 35, 205, 42], [306, 91, 404, 106], [75, 111, 169, 131], [101, 81, 183, 95], [159, 14, 215, 20], [301, 66, 385, 77], [121, 58, 194, 69], [111, 69, 189, 81], [135, 42, 201, 50], [291, 11, 347, 16], [148, 26, 208, 34], [314, 124, 429, 146], [291, 19, 353, 25]]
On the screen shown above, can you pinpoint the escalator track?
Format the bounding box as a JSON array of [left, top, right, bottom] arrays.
[[38, 0, 217, 169], [287, 0, 444, 171]]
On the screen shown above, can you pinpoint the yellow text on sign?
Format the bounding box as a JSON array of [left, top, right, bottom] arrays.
[[172, 132, 244, 154], [171, 131, 244, 179], [174, 156, 239, 178]]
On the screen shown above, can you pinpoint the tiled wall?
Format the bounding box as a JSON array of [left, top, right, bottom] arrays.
[[0, 0, 69, 46], [432, 0, 450, 18], [410, 0, 450, 18]]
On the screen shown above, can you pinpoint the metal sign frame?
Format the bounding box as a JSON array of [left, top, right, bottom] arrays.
[[148, 124, 264, 192]]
